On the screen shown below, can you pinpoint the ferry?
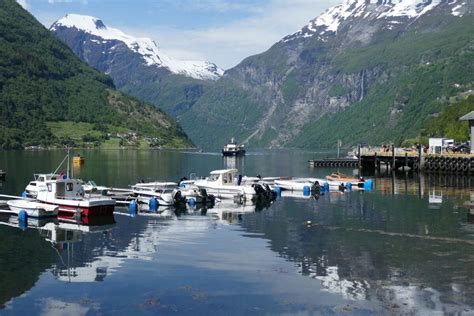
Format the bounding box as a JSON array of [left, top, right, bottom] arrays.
[[222, 138, 246, 156]]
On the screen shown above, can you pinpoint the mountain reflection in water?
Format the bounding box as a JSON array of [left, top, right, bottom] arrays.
[[0, 150, 473, 314]]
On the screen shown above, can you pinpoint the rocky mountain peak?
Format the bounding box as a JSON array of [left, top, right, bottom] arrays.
[[282, 0, 468, 43], [51, 14, 224, 80]]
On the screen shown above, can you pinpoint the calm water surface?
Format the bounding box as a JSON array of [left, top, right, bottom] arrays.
[[0, 149, 473, 315]]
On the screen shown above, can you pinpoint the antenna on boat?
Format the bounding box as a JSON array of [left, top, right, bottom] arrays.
[[67, 146, 70, 179]]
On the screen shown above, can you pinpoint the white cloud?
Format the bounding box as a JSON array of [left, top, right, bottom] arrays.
[[163, 0, 262, 13], [127, 0, 339, 69], [16, 0, 28, 9]]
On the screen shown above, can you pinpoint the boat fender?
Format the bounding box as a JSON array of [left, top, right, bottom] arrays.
[[303, 186, 311, 196], [128, 200, 138, 215], [21, 191, 27, 198], [188, 197, 196, 207], [18, 209, 28, 223], [346, 182, 352, 191], [149, 197, 159, 212], [273, 186, 282, 197]]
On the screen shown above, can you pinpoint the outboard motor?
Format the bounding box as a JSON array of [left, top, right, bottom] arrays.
[[253, 184, 266, 198], [173, 190, 186, 204], [311, 181, 321, 195], [338, 183, 346, 192]]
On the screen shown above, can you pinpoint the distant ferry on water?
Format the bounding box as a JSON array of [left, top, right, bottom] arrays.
[[222, 138, 246, 157]]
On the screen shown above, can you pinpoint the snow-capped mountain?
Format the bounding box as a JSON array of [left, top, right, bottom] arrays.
[[171, 0, 473, 149], [283, 0, 470, 43], [50, 14, 223, 80]]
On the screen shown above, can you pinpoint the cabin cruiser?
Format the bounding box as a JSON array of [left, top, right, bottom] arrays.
[[222, 138, 246, 156], [194, 169, 271, 201], [36, 177, 115, 217]]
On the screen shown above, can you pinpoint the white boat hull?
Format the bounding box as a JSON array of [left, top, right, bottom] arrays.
[[194, 184, 256, 201], [274, 179, 317, 191], [7, 200, 59, 218]]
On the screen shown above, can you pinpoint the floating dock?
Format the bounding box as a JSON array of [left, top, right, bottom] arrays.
[[310, 146, 474, 174]]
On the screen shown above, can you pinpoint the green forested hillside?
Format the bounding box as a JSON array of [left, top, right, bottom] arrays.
[[425, 95, 474, 142], [0, 0, 192, 149]]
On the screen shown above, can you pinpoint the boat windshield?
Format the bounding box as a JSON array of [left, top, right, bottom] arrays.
[[208, 174, 220, 181], [88, 180, 97, 186]]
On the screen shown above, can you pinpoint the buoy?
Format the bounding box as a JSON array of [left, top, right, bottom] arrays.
[[128, 200, 138, 215], [273, 186, 282, 197], [346, 182, 352, 191], [149, 197, 159, 212], [364, 180, 373, 191], [18, 210, 28, 223], [188, 197, 196, 207], [323, 182, 330, 192], [303, 186, 311, 196], [21, 191, 27, 198]]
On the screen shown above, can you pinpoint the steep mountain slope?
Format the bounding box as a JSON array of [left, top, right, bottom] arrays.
[[179, 0, 474, 149], [51, 0, 474, 150], [0, 1, 191, 149]]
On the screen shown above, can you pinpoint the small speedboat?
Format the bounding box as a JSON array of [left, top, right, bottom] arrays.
[[274, 178, 320, 191], [7, 200, 59, 218], [194, 169, 267, 201], [325, 172, 369, 188]]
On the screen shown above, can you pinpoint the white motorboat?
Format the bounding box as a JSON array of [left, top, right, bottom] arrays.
[[6, 200, 59, 218], [194, 169, 260, 201], [222, 138, 246, 156], [132, 182, 179, 207], [274, 178, 321, 191], [82, 180, 109, 194], [36, 177, 116, 217]]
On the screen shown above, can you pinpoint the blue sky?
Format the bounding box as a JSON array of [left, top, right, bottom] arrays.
[[19, 0, 339, 69]]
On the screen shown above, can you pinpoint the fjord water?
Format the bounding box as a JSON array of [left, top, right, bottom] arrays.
[[0, 150, 473, 315]]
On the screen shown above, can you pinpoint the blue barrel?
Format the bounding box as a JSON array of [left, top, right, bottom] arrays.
[[128, 200, 138, 216], [303, 186, 311, 196], [364, 179, 373, 191], [149, 197, 159, 212], [273, 186, 282, 197], [346, 182, 352, 191], [187, 197, 196, 207], [21, 191, 27, 198]]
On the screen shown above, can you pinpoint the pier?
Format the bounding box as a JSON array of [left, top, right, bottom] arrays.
[[310, 146, 474, 174]]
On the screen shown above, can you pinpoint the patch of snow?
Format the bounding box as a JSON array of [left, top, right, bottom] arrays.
[[281, 0, 452, 43], [51, 14, 223, 80], [452, 2, 466, 16]]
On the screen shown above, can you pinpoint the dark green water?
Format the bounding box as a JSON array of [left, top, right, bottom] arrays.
[[0, 149, 473, 315]]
